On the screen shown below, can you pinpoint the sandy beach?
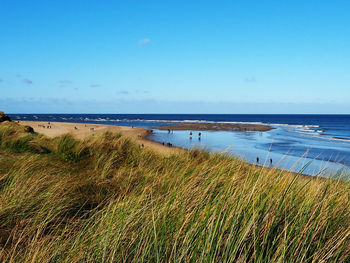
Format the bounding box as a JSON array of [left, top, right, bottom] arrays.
[[18, 121, 181, 156]]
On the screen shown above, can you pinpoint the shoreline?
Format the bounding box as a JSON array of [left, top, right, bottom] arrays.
[[15, 120, 324, 180]]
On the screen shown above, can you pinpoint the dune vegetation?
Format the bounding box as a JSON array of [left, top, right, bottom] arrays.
[[0, 121, 349, 262]]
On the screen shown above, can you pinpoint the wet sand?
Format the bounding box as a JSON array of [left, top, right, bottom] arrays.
[[151, 122, 274, 132], [18, 121, 182, 156]]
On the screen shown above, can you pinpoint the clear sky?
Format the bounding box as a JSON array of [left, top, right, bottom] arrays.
[[1, 0, 349, 113]]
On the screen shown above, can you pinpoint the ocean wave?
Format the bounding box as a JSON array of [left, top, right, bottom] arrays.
[[271, 123, 320, 128], [330, 136, 350, 142], [294, 130, 350, 143], [273, 123, 350, 143]]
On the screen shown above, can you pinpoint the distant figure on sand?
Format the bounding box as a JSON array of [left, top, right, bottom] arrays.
[[198, 132, 201, 140], [189, 132, 193, 140], [270, 158, 273, 165], [256, 157, 259, 164]]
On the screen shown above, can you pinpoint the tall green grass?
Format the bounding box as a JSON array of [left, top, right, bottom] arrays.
[[0, 122, 349, 262]]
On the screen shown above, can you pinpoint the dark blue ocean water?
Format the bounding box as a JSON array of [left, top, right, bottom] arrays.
[[10, 114, 350, 176]]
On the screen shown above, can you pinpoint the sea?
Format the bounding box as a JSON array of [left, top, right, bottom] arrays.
[[9, 114, 350, 177]]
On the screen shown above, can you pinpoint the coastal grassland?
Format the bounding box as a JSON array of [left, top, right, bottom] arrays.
[[0, 121, 349, 262]]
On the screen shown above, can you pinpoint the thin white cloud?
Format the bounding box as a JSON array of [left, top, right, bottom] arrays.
[[138, 38, 151, 46], [117, 90, 129, 95], [16, 75, 33, 85], [136, 89, 149, 94], [244, 77, 256, 83], [22, 78, 33, 85], [59, 79, 72, 85]]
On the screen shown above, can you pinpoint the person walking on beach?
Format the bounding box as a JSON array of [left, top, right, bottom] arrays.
[[256, 157, 259, 164], [270, 158, 273, 166], [198, 132, 201, 140], [189, 132, 193, 140]]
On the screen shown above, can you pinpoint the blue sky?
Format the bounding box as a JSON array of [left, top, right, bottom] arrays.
[[0, 0, 349, 113]]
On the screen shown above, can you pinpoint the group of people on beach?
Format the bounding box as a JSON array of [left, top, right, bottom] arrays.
[[35, 122, 96, 132], [256, 157, 273, 166], [162, 130, 202, 148], [38, 122, 52, 129], [189, 131, 201, 140]]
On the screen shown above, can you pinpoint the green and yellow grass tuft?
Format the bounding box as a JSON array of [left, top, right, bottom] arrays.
[[0, 122, 349, 262]]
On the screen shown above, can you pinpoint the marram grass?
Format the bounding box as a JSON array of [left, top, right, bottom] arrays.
[[0, 122, 349, 262]]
